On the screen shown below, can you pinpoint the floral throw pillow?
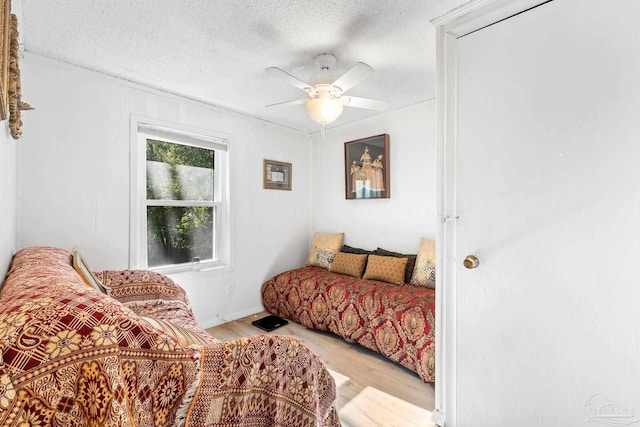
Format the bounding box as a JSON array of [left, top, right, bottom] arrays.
[[306, 232, 344, 269], [410, 238, 436, 288]]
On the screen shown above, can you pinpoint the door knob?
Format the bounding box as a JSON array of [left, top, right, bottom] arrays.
[[463, 255, 480, 269]]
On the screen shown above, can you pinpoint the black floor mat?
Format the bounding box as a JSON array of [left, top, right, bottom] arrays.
[[251, 314, 288, 332]]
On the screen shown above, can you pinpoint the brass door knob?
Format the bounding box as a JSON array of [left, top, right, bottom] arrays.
[[463, 255, 480, 269]]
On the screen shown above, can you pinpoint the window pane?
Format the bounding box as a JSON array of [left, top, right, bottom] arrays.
[[146, 206, 214, 267], [146, 139, 214, 201]]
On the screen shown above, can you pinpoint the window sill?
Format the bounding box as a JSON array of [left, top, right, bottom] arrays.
[[149, 261, 228, 275]]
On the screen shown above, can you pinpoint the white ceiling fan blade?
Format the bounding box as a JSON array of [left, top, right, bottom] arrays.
[[341, 96, 388, 111], [265, 67, 313, 92], [332, 62, 374, 93], [265, 98, 307, 108]]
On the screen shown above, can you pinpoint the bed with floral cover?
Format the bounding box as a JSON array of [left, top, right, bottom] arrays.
[[261, 266, 436, 383], [0, 246, 340, 427]]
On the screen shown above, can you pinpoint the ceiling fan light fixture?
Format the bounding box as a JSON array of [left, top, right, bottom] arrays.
[[267, 54, 384, 129], [305, 92, 344, 124]]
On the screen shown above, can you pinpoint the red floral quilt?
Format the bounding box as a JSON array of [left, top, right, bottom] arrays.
[[0, 247, 340, 427], [262, 266, 436, 382]]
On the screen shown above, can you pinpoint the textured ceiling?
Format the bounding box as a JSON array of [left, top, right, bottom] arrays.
[[22, 0, 470, 134]]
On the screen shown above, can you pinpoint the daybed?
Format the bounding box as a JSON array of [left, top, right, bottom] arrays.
[[261, 234, 436, 383], [0, 246, 340, 427]]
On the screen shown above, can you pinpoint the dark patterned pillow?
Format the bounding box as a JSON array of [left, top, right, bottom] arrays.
[[341, 244, 372, 255], [363, 255, 408, 286], [374, 247, 417, 284], [329, 252, 368, 278]]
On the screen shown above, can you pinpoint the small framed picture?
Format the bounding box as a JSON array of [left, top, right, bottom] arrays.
[[263, 159, 292, 190], [344, 134, 390, 199]]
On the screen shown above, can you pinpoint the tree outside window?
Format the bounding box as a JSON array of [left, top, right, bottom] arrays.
[[145, 139, 215, 267]]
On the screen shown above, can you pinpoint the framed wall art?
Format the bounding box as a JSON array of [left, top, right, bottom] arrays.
[[263, 159, 292, 190], [344, 134, 390, 199], [0, 0, 10, 120]]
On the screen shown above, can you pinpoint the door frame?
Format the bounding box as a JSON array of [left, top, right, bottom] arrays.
[[432, 1, 549, 425]]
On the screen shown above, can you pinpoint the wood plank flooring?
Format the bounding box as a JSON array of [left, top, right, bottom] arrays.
[[206, 311, 436, 427]]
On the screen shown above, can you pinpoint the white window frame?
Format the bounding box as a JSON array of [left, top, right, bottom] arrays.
[[130, 116, 231, 274]]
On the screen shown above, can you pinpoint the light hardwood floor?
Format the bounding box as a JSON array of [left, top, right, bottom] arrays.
[[206, 312, 436, 427]]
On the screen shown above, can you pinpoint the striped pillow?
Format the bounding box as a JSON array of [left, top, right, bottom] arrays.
[[141, 317, 212, 347]]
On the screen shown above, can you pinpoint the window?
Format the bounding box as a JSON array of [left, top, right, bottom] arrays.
[[131, 120, 230, 272]]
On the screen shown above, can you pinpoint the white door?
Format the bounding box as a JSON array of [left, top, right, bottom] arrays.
[[447, 1, 640, 425]]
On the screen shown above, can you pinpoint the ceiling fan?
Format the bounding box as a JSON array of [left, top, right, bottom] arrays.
[[265, 53, 388, 126]]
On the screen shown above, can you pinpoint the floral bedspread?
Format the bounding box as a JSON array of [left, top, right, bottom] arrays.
[[0, 247, 340, 427], [262, 266, 436, 382]]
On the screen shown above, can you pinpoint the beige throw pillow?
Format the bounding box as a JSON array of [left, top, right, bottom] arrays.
[[373, 247, 417, 284], [329, 252, 368, 278], [363, 255, 408, 286], [410, 238, 436, 288], [306, 232, 344, 269]]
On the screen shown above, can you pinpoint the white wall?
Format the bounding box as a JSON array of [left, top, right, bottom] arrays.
[[18, 53, 312, 326], [0, 124, 17, 280], [17, 55, 437, 325], [310, 102, 436, 254]]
